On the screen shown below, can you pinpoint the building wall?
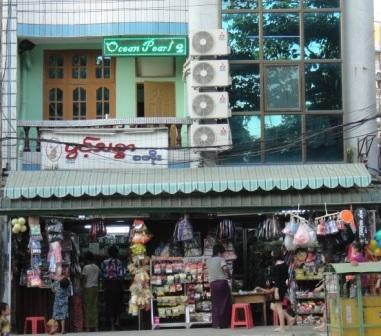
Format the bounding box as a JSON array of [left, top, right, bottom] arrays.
[[17, 0, 188, 37], [18, 44, 187, 120]]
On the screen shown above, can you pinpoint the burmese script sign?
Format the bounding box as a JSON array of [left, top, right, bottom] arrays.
[[103, 36, 187, 57], [41, 128, 168, 170]]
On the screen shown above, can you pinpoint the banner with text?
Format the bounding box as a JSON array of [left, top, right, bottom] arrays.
[[41, 128, 168, 170]]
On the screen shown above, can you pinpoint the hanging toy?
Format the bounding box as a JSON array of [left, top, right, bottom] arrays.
[[11, 217, 28, 234]]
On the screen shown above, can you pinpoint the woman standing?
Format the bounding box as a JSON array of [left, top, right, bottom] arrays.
[[206, 244, 232, 328], [258, 250, 295, 332], [82, 251, 100, 331], [101, 245, 125, 331]]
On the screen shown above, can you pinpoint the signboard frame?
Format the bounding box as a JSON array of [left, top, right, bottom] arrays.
[[103, 36, 188, 57]]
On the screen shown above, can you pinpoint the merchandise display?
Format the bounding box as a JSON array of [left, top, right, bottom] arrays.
[[150, 256, 212, 329]]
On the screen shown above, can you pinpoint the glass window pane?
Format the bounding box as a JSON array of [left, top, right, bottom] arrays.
[[229, 64, 260, 112], [266, 66, 299, 109], [96, 102, 103, 116], [72, 69, 78, 79], [73, 88, 79, 101], [56, 89, 63, 101], [305, 63, 342, 110], [304, 0, 339, 9], [96, 68, 102, 79], [73, 103, 79, 116], [222, 0, 257, 10], [218, 116, 261, 165], [80, 103, 86, 116], [222, 13, 259, 60], [57, 103, 63, 116], [104, 102, 109, 115], [104, 57, 111, 66], [48, 70, 57, 79], [80, 56, 87, 66], [96, 88, 102, 101], [57, 69, 64, 79], [80, 68, 87, 79], [264, 115, 302, 162], [72, 55, 79, 66], [306, 114, 343, 161], [104, 88, 109, 100], [263, 13, 300, 60], [49, 89, 55, 100], [263, 0, 300, 9], [80, 88, 86, 100], [304, 12, 341, 59], [104, 68, 110, 79]]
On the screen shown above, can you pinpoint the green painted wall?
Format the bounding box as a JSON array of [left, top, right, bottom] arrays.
[[20, 44, 186, 120]]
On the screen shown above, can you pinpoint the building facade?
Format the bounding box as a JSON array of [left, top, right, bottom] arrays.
[[0, 0, 380, 321]]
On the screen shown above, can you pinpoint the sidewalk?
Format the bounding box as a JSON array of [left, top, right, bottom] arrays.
[[71, 327, 327, 336]]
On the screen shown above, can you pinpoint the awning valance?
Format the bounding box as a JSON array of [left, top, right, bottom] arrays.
[[4, 163, 371, 199]]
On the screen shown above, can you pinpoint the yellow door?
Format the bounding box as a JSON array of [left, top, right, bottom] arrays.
[[144, 82, 176, 146]]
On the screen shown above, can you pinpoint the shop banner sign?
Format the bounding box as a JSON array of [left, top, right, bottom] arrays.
[[41, 128, 168, 170], [103, 36, 187, 57]]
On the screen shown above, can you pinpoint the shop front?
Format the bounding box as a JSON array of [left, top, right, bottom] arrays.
[[2, 163, 381, 332]]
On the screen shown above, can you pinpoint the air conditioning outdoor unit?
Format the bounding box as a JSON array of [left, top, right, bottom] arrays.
[[189, 29, 230, 56], [189, 91, 231, 119], [190, 60, 230, 88], [190, 124, 232, 151]]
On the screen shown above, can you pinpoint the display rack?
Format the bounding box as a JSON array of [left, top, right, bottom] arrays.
[[150, 256, 212, 329], [294, 271, 325, 326]]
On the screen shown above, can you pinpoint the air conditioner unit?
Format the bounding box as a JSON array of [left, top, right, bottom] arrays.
[[189, 91, 231, 119], [190, 60, 230, 88], [189, 29, 230, 56], [190, 124, 232, 151]]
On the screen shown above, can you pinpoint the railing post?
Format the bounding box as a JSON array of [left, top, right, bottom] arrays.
[[36, 127, 41, 152], [175, 124, 182, 147], [23, 126, 30, 152]]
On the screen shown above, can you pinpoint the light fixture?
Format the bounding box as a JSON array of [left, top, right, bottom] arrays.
[[84, 225, 91, 229], [106, 226, 130, 234]]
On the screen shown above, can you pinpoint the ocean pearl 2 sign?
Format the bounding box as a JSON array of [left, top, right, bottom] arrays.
[[103, 37, 187, 57]]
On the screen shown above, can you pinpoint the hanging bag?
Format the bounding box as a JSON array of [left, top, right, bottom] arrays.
[[293, 222, 310, 246]]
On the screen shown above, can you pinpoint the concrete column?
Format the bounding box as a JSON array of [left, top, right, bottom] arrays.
[[343, 0, 378, 169], [188, 0, 219, 32]]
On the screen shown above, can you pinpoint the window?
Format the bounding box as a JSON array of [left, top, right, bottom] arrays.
[[220, 0, 343, 163], [265, 66, 300, 110], [44, 50, 115, 120], [73, 88, 86, 120], [263, 13, 300, 60], [222, 13, 260, 60], [304, 12, 341, 59], [48, 88, 63, 120], [96, 87, 110, 119]]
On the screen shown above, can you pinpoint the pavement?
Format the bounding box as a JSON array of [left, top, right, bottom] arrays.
[[69, 327, 327, 336]]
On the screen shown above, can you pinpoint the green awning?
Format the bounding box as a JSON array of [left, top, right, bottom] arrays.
[[331, 262, 381, 274], [4, 163, 371, 199], [1, 187, 380, 215]]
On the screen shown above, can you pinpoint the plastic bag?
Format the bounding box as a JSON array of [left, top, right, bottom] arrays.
[[284, 234, 296, 251], [174, 217, 194, 242], [293, 222, 310, 246]]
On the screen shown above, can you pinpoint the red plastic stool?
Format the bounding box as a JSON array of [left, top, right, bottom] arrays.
[[24, 316, 46, 334], [230, 303, 254, 329]]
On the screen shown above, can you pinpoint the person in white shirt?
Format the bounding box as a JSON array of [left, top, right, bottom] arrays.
[[82, 251, 100, 331]]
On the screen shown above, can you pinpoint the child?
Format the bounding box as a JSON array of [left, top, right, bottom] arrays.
[[0, 302, 10, 336], [52, 277, 72, 334]]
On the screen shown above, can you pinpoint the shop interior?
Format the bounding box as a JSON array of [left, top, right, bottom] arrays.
[[11, 209, 381, 333]]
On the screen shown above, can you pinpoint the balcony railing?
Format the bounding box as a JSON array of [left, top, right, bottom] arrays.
[[17, 117, 193, 152]]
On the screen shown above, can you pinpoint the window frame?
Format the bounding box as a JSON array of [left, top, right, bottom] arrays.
[[44, 50, 115, 120], [220, 0, 344, 163]]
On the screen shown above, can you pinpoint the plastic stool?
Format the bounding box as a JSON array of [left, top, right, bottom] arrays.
[[24, 316, 46, 334], [230, 303, 254, 329]]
